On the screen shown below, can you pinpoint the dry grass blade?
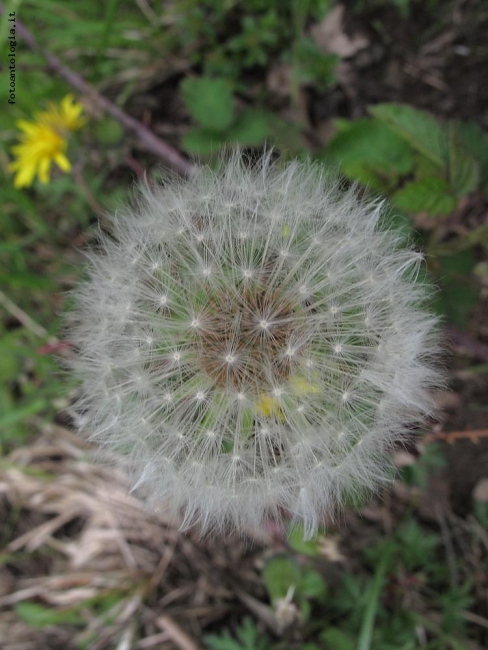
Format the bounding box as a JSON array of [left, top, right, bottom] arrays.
[[0, 426, 262, 649]]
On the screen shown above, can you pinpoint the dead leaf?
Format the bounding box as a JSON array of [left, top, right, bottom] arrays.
[[473, 478, 488, 502], [310, 5, 368, 59]]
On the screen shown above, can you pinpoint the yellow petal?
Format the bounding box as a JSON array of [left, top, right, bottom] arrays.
[[61, 94, 74, 112], [54, 152, 71, 172], [60, 94, 85, 130], [38, 157, 52, 184], [13, 162, 37, 189], [16, 120, 37, 135]]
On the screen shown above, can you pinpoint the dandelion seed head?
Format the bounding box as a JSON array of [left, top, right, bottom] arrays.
[[68, 152, 442, 538]]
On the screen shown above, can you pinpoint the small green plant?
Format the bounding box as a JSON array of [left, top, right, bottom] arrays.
[[180, 77, 271, 153], [322, 103, 488, 328], [323, 103, 488, 214], [262, 554, 327, 624], [399, 441, 445, 488], [14, 601, 85, 629], [173, 0, 335, 84], [204, 617, 271, 650]]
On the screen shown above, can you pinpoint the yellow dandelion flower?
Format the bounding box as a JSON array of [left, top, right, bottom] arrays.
[[9, 95, 84, 189], [39, 94, 85, 132]]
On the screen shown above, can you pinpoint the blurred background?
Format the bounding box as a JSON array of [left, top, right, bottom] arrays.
[[0, 1, 487, 648]]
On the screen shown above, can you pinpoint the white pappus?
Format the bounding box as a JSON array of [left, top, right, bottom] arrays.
[[68, 152, 442, 539]]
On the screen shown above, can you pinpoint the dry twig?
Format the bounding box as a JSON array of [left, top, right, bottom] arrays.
[[0, 3, 194, 177]]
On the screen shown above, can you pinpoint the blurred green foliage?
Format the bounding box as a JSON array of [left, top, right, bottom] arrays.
[[203, 509, 477, 649], [321, 103, 488, 328], [181, 77, 272, 153]]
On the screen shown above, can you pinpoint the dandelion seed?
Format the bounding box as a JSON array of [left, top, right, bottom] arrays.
[[68, 151, 441, 538]]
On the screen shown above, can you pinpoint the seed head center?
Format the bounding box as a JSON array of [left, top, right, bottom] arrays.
[[193, 288, 306, 391]]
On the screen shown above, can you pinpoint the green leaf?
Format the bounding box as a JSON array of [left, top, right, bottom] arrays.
[[395, 520, 439, 570], [262, 555, 301, 604], [337, 163, 387, 192], [0, 271, 54, 290], [434, 249, 479, 326], [0, 398, 48, 429], [301, 568, 327, 599], [93, 117, 125, 146], [326, 118, 413, 177], [15, 601, 84, 628], [181, 77, 234, 131], [447, 123, 479, 197], [437, 283, 478, 327], [204, 618, 270, 650], [0, 341, 21, 381], [235, 618, 269, 650], [293, 36, 338, 90], [370, 104, 447, 168], [320, 628, 355, 650], [357, 549, 392, 650], [287, 523, 321, 556], [227, 109, 270, 145], [392, 177, 456, 216], [182, 128, 228, 154], [452, 121, 488, 193]]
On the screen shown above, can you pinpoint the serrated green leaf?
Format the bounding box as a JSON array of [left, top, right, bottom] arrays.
[[227, 109, 270, 145], [447, 123, 480, 197], [236, 618, 269, 650], [377, 202, 413, 242], [182, 128, 228, 154], [15, 601, 84, 628], [326, 118, 413, 176], [181, 77, 234, 131], [262, 555, 301, 603], [452, 121, 488, 193], [392, 177, 456, 216], [338, 163, 386, 192], [370, 103, 447, 168]]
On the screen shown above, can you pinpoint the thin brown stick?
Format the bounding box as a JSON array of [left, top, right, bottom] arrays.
[[2, 4, 195, 177], [424, 429, 488, 444], [0, 289, 53, 340], [461, 610, 488, 630], [155, 615, 203, 650]]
